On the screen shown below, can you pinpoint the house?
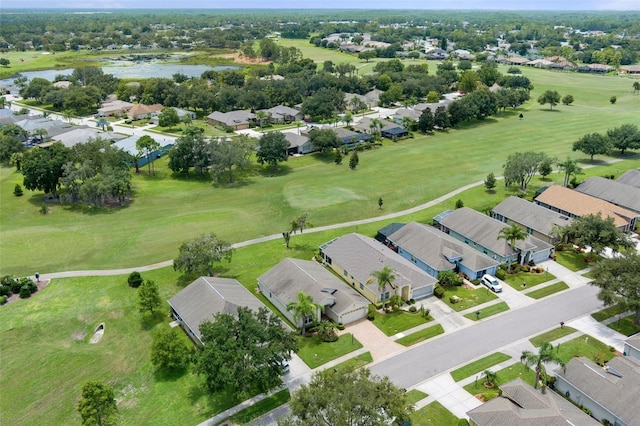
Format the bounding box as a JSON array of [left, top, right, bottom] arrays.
[[332, 127, 374, 146], [344, 89, 383, 109], [151, 107, 196, 125], [15, 118, 75, 139], [491, 196, 573, 245], [503, 56, 530, 66], [623, 333, 640, 361], [52, 81, 72, 89], [207, 110, 255, 130], [319, 233, 437, 303], [387, 222, 499, 280], [112, 135, 174, 168], [618, 65, 640, 74], [127, 103, 163, 120], [466, 378, 600, 426], [425, 48, 448, 60], [554, 356, 640, 426], [575, 176, 640, 214], [354, 117, 408, 139], [49, 128, 126, 148], [284, 132, 313, 155], [168, 276, 268, 343], [375, 222, 406, 244], [257, 258, 369, 328], [534, 186, 638, 232], [434, 208, 553, 265], [261, 105, 302, 124], [392, 108, 422, 123], [97, 100, 133, 117], [617, 169, 640, 189]]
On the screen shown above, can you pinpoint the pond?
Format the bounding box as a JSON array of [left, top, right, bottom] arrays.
[[0, 63, 241, 86]]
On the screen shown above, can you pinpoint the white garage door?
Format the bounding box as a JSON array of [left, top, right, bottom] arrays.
[[412, 284, 434, 300]]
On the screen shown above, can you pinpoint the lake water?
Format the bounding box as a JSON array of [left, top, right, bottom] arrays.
[[0, 63, 241, 87]]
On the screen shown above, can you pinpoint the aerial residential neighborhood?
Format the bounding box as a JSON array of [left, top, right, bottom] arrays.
[[1, 5, 640, 426]]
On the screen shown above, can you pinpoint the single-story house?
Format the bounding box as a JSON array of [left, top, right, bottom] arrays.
[[425, 48, 448, 60], [491, 196, 573, 245], [112, 135, 174, 168], [284, 132, 313, 155], [207, 110, 255, 130], [97, 100, 133, 117], [344, 89, 383, 109], [261, 105, 302, 124], [387, 222, 499, 280], [319, 233, 437, 303], [466, 378, 600, 426], [503, 56, 530, 66], [257, 258, 369, 327], [617, 169, 640, 189], [127, 103, 163, 120], [434, 208, 553, 265], [619, 65, 640, 74], [575, 176, 640, 214], [624, 333, 640, 361], [354, 117, 408, 139], [332, 127, 374, 146], [151, 107, 196, 125], [554, 356, 640, 426], [49, 128, 126, 148], [534, 185, 638, 232], [375, 222, 406, 244], [168, 276, 268, 343], [391, 108, 422, 124]]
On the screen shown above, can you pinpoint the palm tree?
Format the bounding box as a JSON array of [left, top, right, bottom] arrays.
[[558, 158, 583, 187], [483, 370, 497, 387], [343, 112, 353, 129], [314, 320, 337, 342], [96, 117, 109, 131], [498, 224, 528, 269], [370, 266, 396, 309], [520, 342, 566, 389], [287, 292, 318, 334], [549, 224, 570, 246], [31, 128, 48, 144]]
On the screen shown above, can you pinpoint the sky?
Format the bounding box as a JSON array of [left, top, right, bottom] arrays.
[[8, 0, 640, 10]]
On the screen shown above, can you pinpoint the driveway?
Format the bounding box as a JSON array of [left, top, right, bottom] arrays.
[[338, 319, 404, 362]]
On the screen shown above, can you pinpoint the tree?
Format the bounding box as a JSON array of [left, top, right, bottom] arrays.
[[32, 128, 48, 144], [309, 128, 341, 154], [458, 70, 479, 93], [256, 131, 289, 171], [21, 142, 70, 197], [287, 291, 318, 334], [557, 157, 583, 187], [537, 90, 561, 110], [210, 135, 255, 184], [173, 233, 233, 276], [77, 381, 118, 426], [520, 342, 565, 389], [158, 107, 180, 130], [538, 156, 554, 179], [426, 91, 440, 103], [484, 172, 497, 192], [136, 135, 161, 175], [607, 123, 640, 155], [150, 327, 192, 371], [127, 271, 143, 288], [370, 266, 396, 309], [572, 132, 611, 162], [566, 213, 633, 260], [255, 110, 268, 132], [561, 94, 574, 106], [417, 108, 434, 133], [343, 111, 353, 128], [0, 58, 10, 67], [281, 366, 413, 426], [438, 270, 462, 287], [314, 320, 337, 342], [590, 254, 640, 325], [196, 306, 297, 398], [483, 370, 497, 387], [503, 151, 547, 191], [610, 95, 617, 105], [498, 224, 527, 269], [13, 183, 23, 197], [96, 117, 109, 131], [9, 151, 24, 172], [334, 150, 342, 165], [138, 279, 161, 315], [0, 134, 26, 163], [633, 81, 640, 95], [349, 150, 359, 170], [378, 197, 383, 209], [433, 105, 450, 129]]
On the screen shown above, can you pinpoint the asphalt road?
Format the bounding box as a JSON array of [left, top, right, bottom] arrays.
[[370, 284, 602, 389]]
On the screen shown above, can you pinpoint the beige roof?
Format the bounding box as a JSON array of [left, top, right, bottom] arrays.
[[535, 186, 638, 228], [128, 103, 163, 118]]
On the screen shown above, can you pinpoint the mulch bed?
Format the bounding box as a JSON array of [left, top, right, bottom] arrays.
[[3, 279, 51, 306]]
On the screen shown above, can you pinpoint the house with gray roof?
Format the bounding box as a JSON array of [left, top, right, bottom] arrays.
[[617, 169, 640, 189], [624, 333, 640, 361], [354, 117, 408, 140], [331, 127, 374, 146], [207, 110, 255, 130], [257, 258, 369, 328], [14, 117, 74, 138], [262, 105, 302, 124], [284, 132, 313, 155], [554, 356, 640, 426], [434, 208, 553, 265], [387, 222, 499, 280], [491, 196, 573, 245], [466, 378, 600, 426], [113, 135, 174, 168], [375, 222, 406, 244], [319, 233, 437, 303], [48, 128, 125, 148], [575, 176, 640, 214], [391, 108, 421, 123], [168, 276, 268, 343]]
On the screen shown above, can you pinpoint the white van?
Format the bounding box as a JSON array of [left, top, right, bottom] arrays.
[[481, 274, 503, 293]]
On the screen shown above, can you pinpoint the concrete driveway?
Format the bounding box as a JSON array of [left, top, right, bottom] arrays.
[[338, 318, 404, 362]]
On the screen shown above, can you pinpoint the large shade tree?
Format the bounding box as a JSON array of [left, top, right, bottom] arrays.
[[537, 90, 561, 110], [256, 131, 289, 171], [566, 214, 633, 260], [590, 254, 640, 325], [607, 123, 640, 156], [173, 233, 233, 276], [210, 135, 255, 184], [520, 342, 565, 389], [503, 151, 548, 191], [572, 132, 611, 162], [21, 142, 70, 197], [77, 381, 118, 426]]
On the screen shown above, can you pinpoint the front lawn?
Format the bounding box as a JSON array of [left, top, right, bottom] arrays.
[[406, 389, 428, 405], [526, 281, 569, 299], [371, 310, 430, 336], [554, 250, 595, 272], [591, 304, 630, 322], [464, 302, 510, 321], [410, 401, 458, 426], [556, 335, 617, 365], [296, 333, 363, 369], [607, 315, 640, 336], [440, 286, 498, 312], [332, 352, 373, 371], [396, 324, 444, 347], [450, 352, 511, 382], [222, 388, 290, 425], [463, 364, 536, 401], [502, 270, 555, 290], [529, 326, 578, 347]]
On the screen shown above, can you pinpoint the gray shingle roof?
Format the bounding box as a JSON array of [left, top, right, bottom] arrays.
[[491, 196, 573, 237], [207, 110, 255, 126], [626, 333, 640, 352], [320, 233, 437, 294], [438, 207, 552, 257], [617, 169, 640, 188], [283, 132, 309, 148], [388, 222, 499, 273], [168, 277, 265, 342], [576, 176, 640, 213], [257, 258, 368, 316], [555, 356, 640, 425]]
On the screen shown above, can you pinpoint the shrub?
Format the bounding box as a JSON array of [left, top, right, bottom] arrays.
[[458, 419, 470, 426], [13, 184, 23, 197], [0, 295, 7, 305], [609, 345, 616, 352], [455, 199, 464, 209], [127, 271, 143, 288], [0, 285, 10, 296], [336, 322, 345, 331], [495, 269, 506, 280], [10, 279, 23, 294], [367, 313, 375, 321], [449, 295, 460, 304], [19, 285, 32, 298], [582, 406, 592, 416], [409, 298, 415, 304], [409, 306, 417, 313], [423, 308, 430, 318], [434, 285, 445, 299], [374, 302, 383, 310], [1, 275, 15, 286]]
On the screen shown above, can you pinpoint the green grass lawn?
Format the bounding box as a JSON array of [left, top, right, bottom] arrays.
[[296, 333, 363, 369], [526, 282, 569, 299], [554, 250, 595, 272], [463, 364, 536, 401], [556, 335, 617, 365], [450, 352, 511, 382], [410, 401, 458, 426], [371, 310, 430, 336], [464, 301, 510, 321], [441, 286, 498, 312], [406, 389, 428, 406], [331, 351, 373, 371], [502, 270, 555, 290], [396, 324, 444, 346], [529, 326, 578, 347], [607, 315, 640, 337], [221, 388, 290, 425], [591, 304, 630, 322]]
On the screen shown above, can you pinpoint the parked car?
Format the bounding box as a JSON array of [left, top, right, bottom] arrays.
[[481, 274, 503, 293]]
